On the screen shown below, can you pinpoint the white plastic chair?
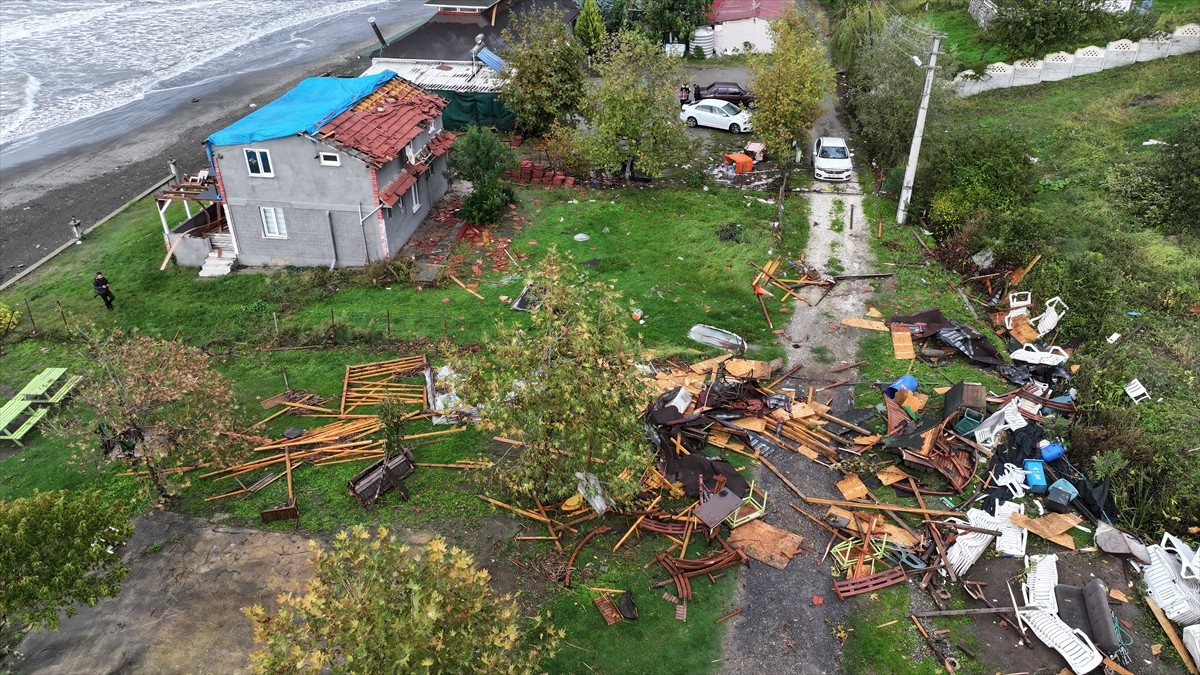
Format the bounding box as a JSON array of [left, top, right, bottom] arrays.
[[943, 509, 1001, 577], [1009, 291, 1032, 309], [995, 502, 1028, 557], [1161, 533, 1200, 580], [1022, 554, 1059, 613], [1020, 609, 1103, 674], [994, 464, 1029, 499], [1124, 379, 1151, 404], [974, 400, 1028, 449], [1143, 543, 1200, 625], [1033, 296, 1068, 337], [1005, 307, 1030, 330], [1011, 344, 1070, 367]]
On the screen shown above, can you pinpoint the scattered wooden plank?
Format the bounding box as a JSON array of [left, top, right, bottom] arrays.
[[1146, 597, 1200, 674], [891, 327, 915, 360], [805, 496, 963, 518], [836, 474, 869, 500], [841, 317, 888, 331], [726, 520, 804, 570], [1009, 512, 1081, 550], [876, 465, 911, 486]]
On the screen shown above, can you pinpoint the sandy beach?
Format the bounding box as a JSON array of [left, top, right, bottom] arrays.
[[0, 15, 427, 285]]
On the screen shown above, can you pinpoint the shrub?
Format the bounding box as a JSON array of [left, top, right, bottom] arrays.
[[912, 128, 1038, 241], [0, 302, 18, 338], [245, 527, 561, 673], [983, 0, 1159, 59], [1154, 113, 1200, 235], [450, 125, 518, 226]]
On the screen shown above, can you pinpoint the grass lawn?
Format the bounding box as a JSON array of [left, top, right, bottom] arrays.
[[1, 179, 808, 674]]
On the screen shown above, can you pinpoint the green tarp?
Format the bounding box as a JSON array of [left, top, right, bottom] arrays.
[[433, 90, 515, 131]]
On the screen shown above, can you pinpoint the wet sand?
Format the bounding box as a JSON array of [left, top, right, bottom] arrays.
[[0, 31, 413, 284]]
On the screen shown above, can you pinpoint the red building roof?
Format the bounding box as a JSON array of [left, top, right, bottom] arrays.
[[316, 77, 448, 168], [707, 0, 788, 23]]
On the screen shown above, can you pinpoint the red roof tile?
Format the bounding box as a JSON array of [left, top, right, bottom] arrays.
[[707, 0, 787, 23], [317, 77, 448, 168], [380, 172, 418, 207], [426, 131, 457, 158]]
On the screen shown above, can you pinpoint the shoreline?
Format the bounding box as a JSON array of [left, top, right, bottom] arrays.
[[0, 13, 428, 284]]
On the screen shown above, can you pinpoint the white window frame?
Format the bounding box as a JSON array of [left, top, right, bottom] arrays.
[[260, 207, 287, 239], [245, 148, 274, 177], [410, 180, 422, 211], [405, 141, 416, 164], [318, 152, 340, 166]]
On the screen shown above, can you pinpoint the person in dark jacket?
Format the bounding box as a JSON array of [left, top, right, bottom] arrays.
[[93, 272, 115, 310]]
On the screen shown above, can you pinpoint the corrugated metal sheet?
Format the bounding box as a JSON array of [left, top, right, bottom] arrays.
[[361, 59, 503, 93]]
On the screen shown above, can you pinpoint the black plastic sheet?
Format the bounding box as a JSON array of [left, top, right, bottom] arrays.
[[937, 322, 1007, 366]]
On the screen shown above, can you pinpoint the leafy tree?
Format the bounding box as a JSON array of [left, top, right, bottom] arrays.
[[640, 0, 712, 45], [845, 17, 958, 173], [604, 0, 629, 33], [0, 302, 18, 339], [577, 29, 694, 180], [449, 125, 518, 226], [983, 0, 1156, 59], [245, 526, 560, 674], [500, 7, 588, 136], [71, 330, 243, 501], [577, 0, 608, 57], [1, 490, 132, 639], [747, 8, 834, 166], [462, 249, 652, 503]]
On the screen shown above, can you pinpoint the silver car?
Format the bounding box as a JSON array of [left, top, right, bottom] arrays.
[[812, 137, 853, 181]]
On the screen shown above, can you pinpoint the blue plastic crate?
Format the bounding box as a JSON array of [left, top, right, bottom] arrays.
[[1023, 459, 1048, 495]]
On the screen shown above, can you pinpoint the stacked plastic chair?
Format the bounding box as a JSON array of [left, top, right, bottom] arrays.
[[1022, 554, 1060, 613], [1018, 554, 1103, 674], [942, 509, 1001, 577], [1144, 533, 1200, 625], [994, 501, 1028, 557]]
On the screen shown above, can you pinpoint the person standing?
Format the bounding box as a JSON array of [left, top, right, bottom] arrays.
[[93, 272, 115, 311], [679, 85, 690, 109]]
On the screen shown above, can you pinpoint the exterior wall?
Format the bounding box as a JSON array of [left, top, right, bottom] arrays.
[[712, 18, 774, 55], [382, 153, 450, 257], [214, 136, 381, 268], [954, 25, 1200, 97]]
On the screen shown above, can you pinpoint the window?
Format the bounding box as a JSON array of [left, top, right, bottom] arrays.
[[261, 207, 287, 238], [245, 149, 273, 177], [405, 141, 416, 163], [410, 181, 422, 211], [319, 152, 340, 166]]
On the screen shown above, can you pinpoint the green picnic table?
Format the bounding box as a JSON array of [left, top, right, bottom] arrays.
[[0, 397, 48, 447], [18, 367, 82, 404]]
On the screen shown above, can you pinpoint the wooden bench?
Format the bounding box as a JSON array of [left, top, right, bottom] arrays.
[[0, 398, 49, 447], [18, 367, 82, 404]]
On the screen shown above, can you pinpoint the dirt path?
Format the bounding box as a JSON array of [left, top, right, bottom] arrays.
[[719, 72, 882, 675]]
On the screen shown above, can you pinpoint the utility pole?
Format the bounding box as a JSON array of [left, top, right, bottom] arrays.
[[896, 33, 943, 225]]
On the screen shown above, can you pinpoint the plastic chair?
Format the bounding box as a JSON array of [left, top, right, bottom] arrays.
[[943, 509, 1001, 577], [1005, 307, 1030, 330], [1009, 291, 1032, 309], [1011, 344, 1070, 367], [1033, 296, 1069, 337], [1020, 609, 1103, 674], [995, 501, 1028, 557], [1162, 532, 1200, 581], [1124, 379, 1151, 404], [1022, 554, 1059, 612], [1143, 543, 1200, 625]]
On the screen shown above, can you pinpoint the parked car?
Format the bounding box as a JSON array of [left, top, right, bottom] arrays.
[[812, 136, 854, 181], [681, 99, 753, 134], [693, 82, 755, 107]]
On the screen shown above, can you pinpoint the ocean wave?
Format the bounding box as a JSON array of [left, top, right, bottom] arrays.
[[0, 0, 400, 146]]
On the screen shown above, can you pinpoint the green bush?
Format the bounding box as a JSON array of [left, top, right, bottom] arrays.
[[912, 128, 1038, 241], [983, 0, 1160, 59], [1154, 113, 1200, 235]]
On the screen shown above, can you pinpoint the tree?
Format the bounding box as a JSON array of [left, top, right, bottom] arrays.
[[245, 526, 560, 674], [1, 490, 132, 638], [845, 17, 958, 173], [72, 330, 243, 501], [747, 9, 834, 166], [577, 29, 694, 180], [982, 0, 1155, 59], [500, 7, 588, 136], [604, 0, 629, 33], [449, 125, 518, 226], [462, 249, 652, 504], [577, 0, 608, 58], [640, 0, 712, 46]]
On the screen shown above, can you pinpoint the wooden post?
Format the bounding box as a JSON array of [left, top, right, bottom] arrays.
[[877, 216, 883, 239], [386, 308, 391, 338], [272, 311, 279, 337], [55, 300, 68, 329], [849, 204, 855, 230], [24, 299, 37, 331], [330, 308, 336, 344]]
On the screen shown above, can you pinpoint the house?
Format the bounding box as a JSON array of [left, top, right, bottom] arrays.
[[173, 72, 455, 273], [694, 0, 788, 56], [366, 0, 579, 129]]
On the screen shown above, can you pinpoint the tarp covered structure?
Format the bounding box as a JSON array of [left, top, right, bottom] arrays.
[[207, 72, 396, 146], [434, 90, 515, 131]]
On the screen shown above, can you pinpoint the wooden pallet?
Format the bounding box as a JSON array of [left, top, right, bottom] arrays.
[[833, 566, 907, 600], [891, 327, 915, 360], [593, 594, 624, 625]]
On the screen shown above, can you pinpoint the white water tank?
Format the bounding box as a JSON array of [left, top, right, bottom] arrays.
[[692, 27, 715, 57]]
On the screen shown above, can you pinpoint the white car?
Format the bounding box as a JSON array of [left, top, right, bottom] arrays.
[[681, 99, 752, 134], [812, 136, 853, 181]]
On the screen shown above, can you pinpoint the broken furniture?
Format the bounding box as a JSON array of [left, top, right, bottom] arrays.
[[1011, 344, 1069, 367], [1019, 608, 1103, 675], [1055, 578, 1121, 657], [1123, 378, 1151, 404], [1022, 554, 1060, 613], [348, 449, 416, 507], [994, 501, 1028, 557], [1033, 296, 1069, 337], [743, 141, 765, 163], [942, 509, 1000, 577], [1143, 533, 1200, 625], [723, 153, 753, 174]]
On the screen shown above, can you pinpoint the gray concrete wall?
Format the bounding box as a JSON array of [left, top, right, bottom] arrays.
[[381, 153, 450, 257]]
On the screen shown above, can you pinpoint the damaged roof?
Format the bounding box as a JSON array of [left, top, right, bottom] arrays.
[[707, 0, 789, 23], [315, 76, 449, 168]]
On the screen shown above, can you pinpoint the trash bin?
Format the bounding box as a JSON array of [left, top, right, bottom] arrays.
[[954, 408, 985, 436], [1023, 459, 1048, 495]]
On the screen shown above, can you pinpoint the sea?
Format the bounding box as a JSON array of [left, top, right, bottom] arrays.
[[0, 0, 430, 170]]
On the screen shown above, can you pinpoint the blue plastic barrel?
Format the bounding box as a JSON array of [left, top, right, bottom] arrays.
[[885, 375, 919, 399], [1041, 442, 1066, 462]]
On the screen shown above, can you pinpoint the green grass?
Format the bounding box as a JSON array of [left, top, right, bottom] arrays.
[[842, 585, 940, 675], [924, 7, 1010, 73]]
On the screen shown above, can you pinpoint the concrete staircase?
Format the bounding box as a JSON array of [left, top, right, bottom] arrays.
[[199, 234, 237, 277]]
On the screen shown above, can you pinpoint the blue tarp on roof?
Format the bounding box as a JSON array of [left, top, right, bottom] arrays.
[[477, 47, 506, 73], [207, 72, 396, 147]]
